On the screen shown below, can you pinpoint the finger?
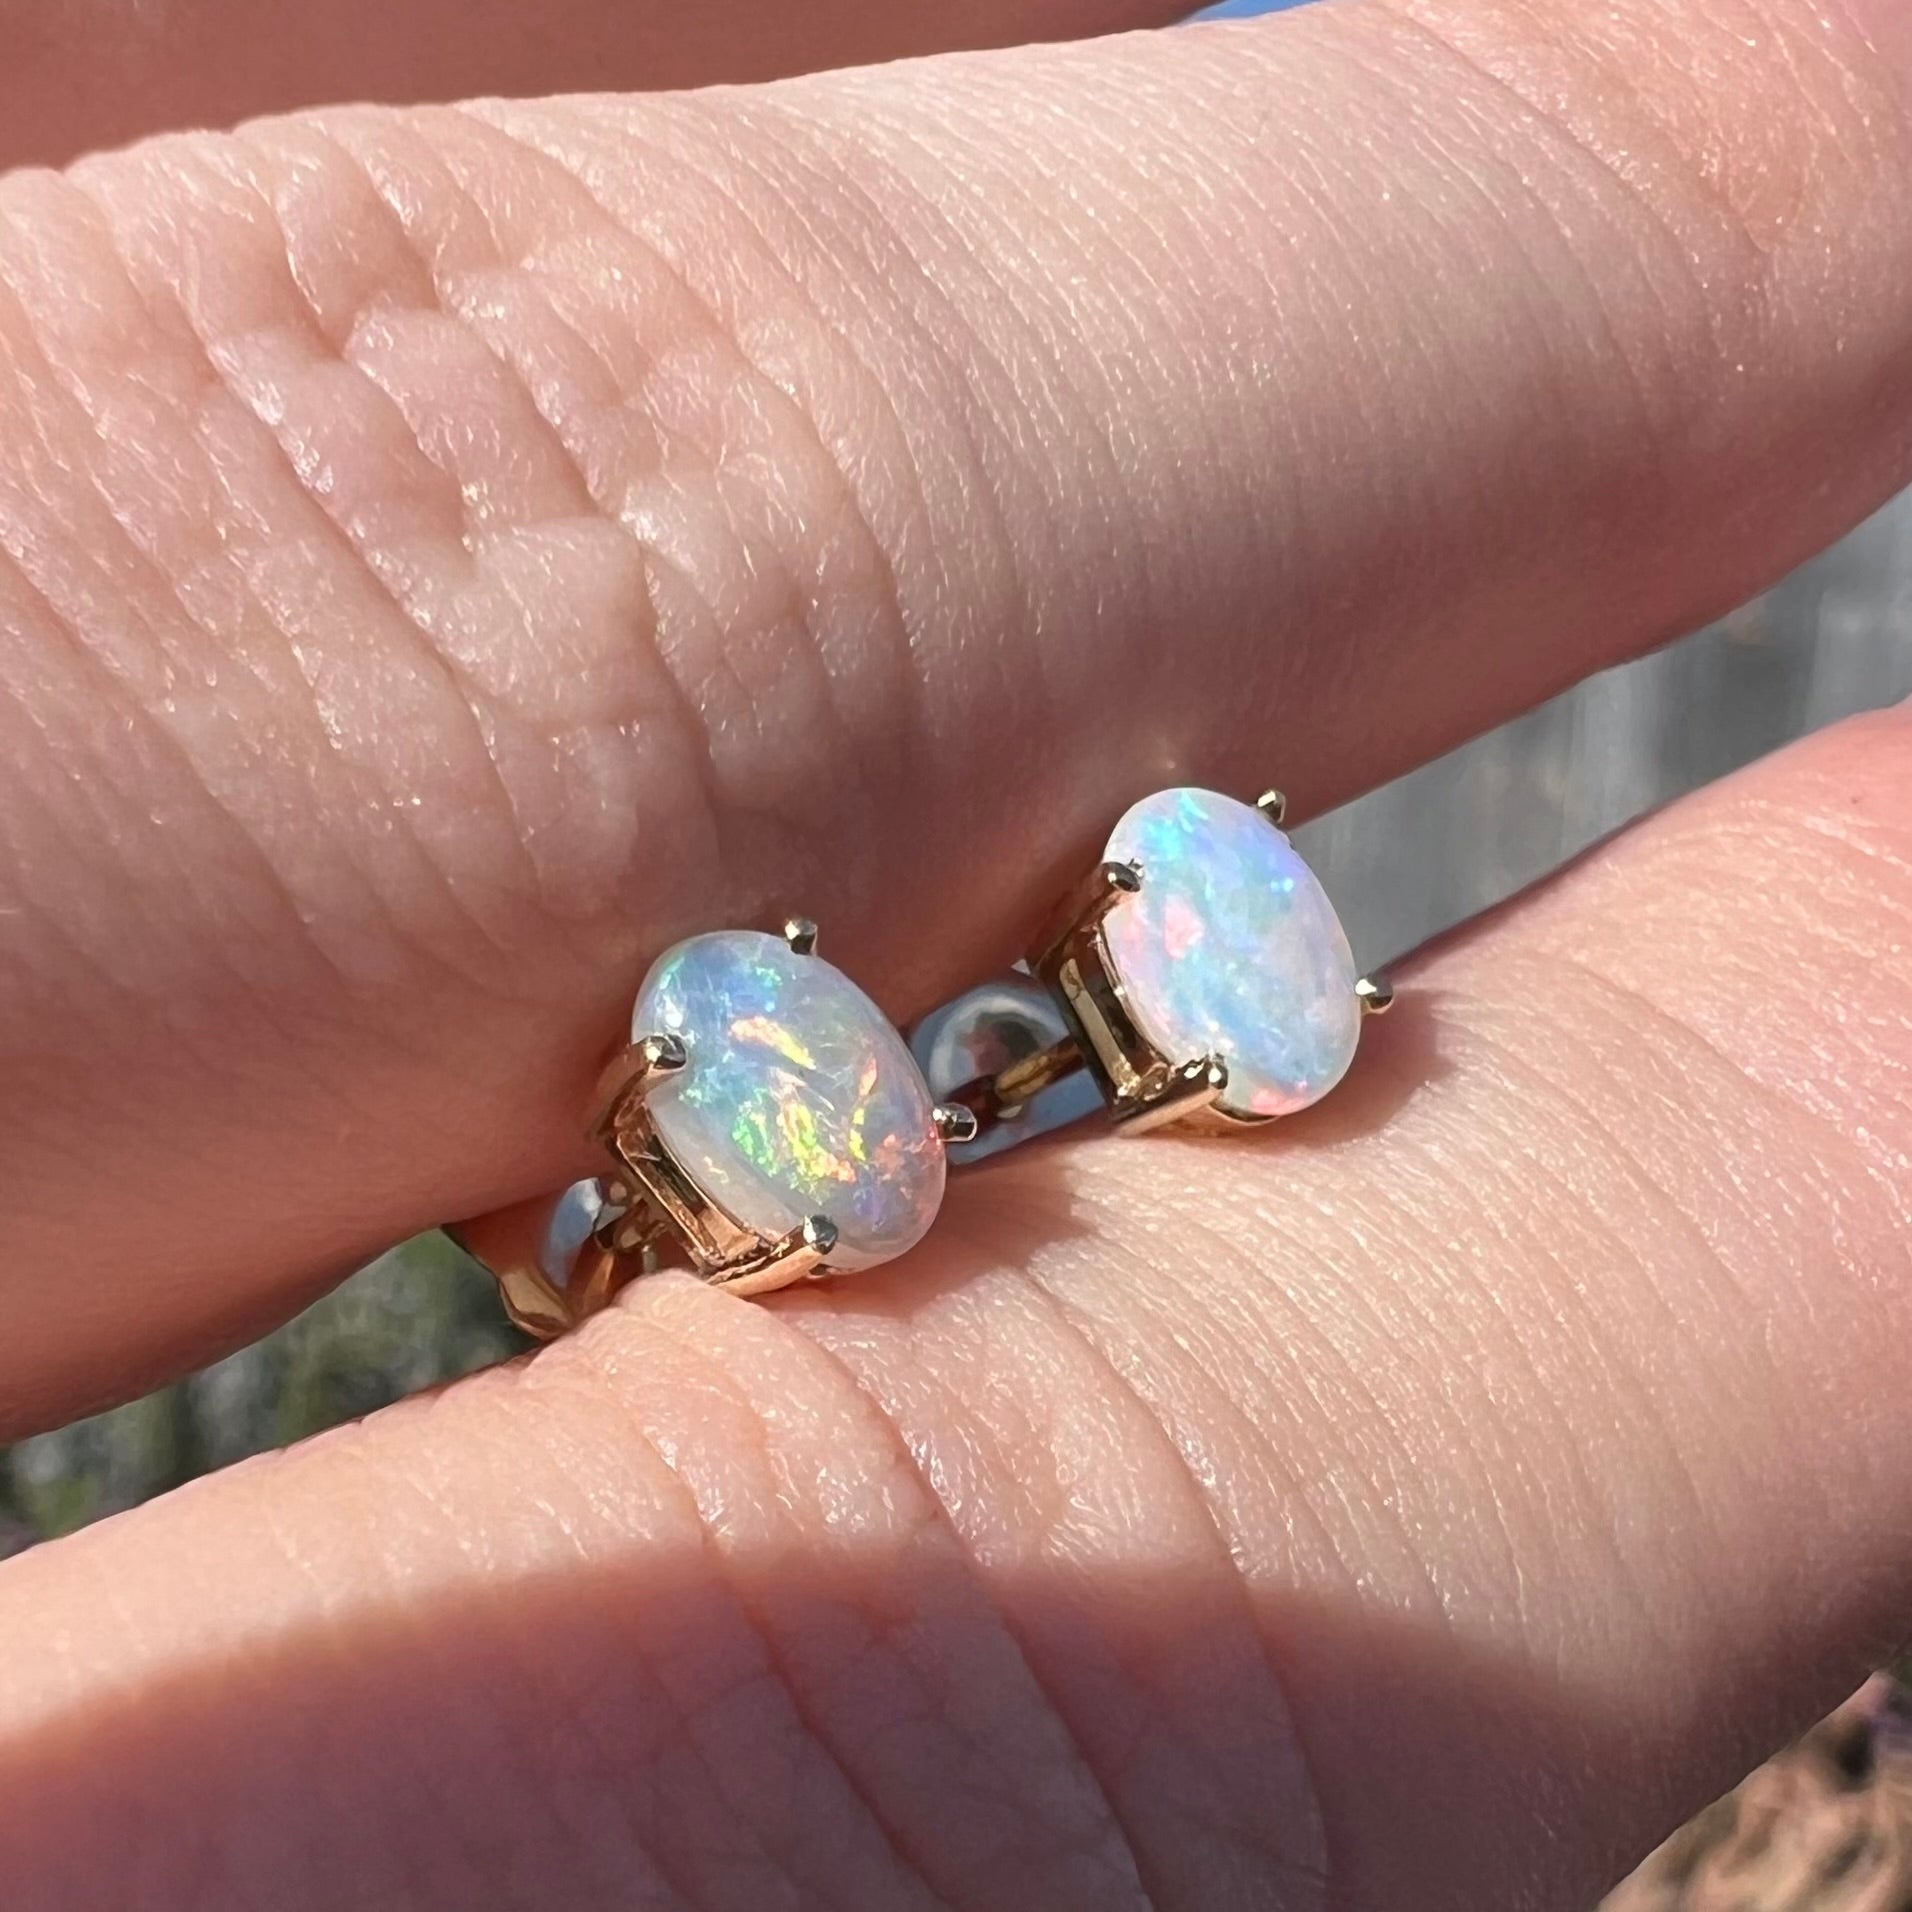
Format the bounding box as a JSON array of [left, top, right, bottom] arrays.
[[3, 0, 1911, 1429], [1, 0, 1194, 175], [3, 702, 1909, 1910]]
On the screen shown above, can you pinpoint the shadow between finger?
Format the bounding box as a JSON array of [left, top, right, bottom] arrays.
[[0, 1544, 1746, 1912]]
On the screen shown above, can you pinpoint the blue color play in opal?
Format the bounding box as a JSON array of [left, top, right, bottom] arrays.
[[1103, 788, 1360, 1118]]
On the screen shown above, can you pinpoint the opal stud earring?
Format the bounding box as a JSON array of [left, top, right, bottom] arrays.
[[451, 786, 1387, 1338], [451, 916, 975, 1338], [943, 785, 1391, 1140]]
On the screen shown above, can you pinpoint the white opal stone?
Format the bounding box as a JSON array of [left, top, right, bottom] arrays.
[[633, 931, 944, 1270], [1103, 787, 1360, 1118]]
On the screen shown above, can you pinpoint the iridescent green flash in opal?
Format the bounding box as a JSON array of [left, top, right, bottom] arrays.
[[632, 931, 944, 1269]]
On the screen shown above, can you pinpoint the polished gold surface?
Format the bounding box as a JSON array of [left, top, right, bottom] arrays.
[[1029, 859, 1140, 971], [446, 1193, 626, 1341], [1035, 891, 1277, 1136], [960, 783, 1383, 1140], [456, 920, 888, 1336], [981, 1033, 1088, 1119], [932, 1102, 982, 1144], [1356, 972, 1395, 1015], [591, 1035, 847, 1300]]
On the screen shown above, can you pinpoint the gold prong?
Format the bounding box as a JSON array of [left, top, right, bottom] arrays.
[[590, 1032, 688, 1137], [1355, 973, 1395, 1016], [1030, 858, 1141, 967], [1113, 1053, 1230, 1135], [641, 1031, 689, 1073], [933, 1102, 981, 1145], [1256, 788, 1288, 827], [783, 916, 819, 956], [709, 1212, 839, 1295]]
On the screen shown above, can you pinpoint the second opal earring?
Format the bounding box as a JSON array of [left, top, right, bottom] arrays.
[[951, 786, 1391, 1139]]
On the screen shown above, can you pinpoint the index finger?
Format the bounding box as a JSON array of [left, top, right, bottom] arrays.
[[3, 0, 1911, 1430]]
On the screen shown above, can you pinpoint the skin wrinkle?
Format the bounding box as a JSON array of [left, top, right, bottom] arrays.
[[1542, 936, 1912, 1235], [1248, 1201, 1571, 1633], [656, 114, 988, 743], [736, 102, 1052, 750], [1422, 1086, 1683, 1609], [234, 1521, 515, 1909], [1442, 944, 1901, 1557], [317, 194, 736, 886], [1145, 1222, 1427, 1598], [555, 1290, 1142, 1911], [776, 1288, 1160, 1909], [890, 103, 1166, 639], [1375, 56, 1675, 453], [565, 1308, 958, 1912], [172, 124, 682, 975], [1365, 1080, 1666, 1643], [232, 137, 595, 920], [638, 116, 938, 779], [662, 102, 1015, 791], [1288, 1096, 1642, 1620], [40, 153, 556, 993], [1434, 1000, 1753, 1562], [1026, 1277, 1337, 1886], [369, 1379, 781, 1911], [0, 533, 369, 1132], [1377, 4, 1756, 275], [1017, 1147, 1629, 1881], [429, 106, 926, 936], [455, 107, 913, 810], [1382, 0, 1827, 257], [0, 228, 308, 953], [978, 1271, 1327, 1893], [786, 1239, 1332, 1909], [1513, 941, 1870, 1275], [0, 187, 296, 740], [739, 83, 1155, 723]]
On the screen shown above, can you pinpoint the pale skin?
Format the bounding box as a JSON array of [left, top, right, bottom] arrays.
[[0, 0, 1910, 1905]]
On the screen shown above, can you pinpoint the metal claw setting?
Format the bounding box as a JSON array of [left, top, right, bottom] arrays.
[[935, 784, 1393, 1148], [453, 783, 1396, 1343], [454, 917, 954, 1338]]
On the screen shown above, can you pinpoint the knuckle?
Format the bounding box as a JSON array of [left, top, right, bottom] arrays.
[[1, 99, 949, 990]]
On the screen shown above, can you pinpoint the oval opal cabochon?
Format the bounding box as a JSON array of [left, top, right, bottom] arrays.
[[633, 931, 945, 1270], [1102, 787, 1361, 1117]]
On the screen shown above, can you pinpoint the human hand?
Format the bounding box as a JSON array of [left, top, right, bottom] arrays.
[[1, 2, 1910, 1906]]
